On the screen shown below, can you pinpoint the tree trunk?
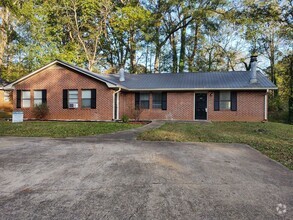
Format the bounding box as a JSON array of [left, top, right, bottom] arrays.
[[188, 22, 199, 72], [269, 31, 278, 97], [129, 31, 136, 74], [88, 60, 94, 72], [154, 26, 160, 73], [170, 33, 177, 73], [270, 49, 278, 97], [154, 46, 160, 73], [208, 49, 213, 71], [0, 6, 9, 68], [145, 45, 148, 73], [179, 19, 186, 73]]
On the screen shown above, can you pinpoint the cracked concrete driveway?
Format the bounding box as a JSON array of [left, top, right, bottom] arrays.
[[0, 135, 292, 219]]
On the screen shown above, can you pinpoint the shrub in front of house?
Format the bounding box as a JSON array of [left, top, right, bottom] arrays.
[[33, 103, 49, 119], [121, 114, 129, 123]]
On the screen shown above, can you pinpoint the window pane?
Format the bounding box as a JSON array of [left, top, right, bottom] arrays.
[[220, 101, 231, 110], [140, 93, 149, 101], [68, 90, 78, 100], [22, 100, 30, 108], [68, 90, 78, 105], [34, 99, 42, 106], [69, 94, 78, 99], [34, 91, 42, 99], [82, 90, 91, 99], [22, 91, 30, 99], [82, 99, 91, 108], [152, 93, 162, 109], [220, 91, 230, 101], [69, 90, 78, 95], [69, 98, 78, 104], [220, 91, 231, 110], [140, 100, 149, 109]]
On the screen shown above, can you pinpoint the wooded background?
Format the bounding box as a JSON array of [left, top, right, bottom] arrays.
[[0, 0, 292, 123]]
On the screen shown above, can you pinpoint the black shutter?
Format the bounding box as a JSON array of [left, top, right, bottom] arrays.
[[135, 93, 140, 110], [231, 91, 237, 111], [214, 91, 220, 111], [63, 90, 68, 109], [42, 90, 47, 104], [161, 92, 167, 110], [16, 90, 21, 108], [91, 89, 96, 109]]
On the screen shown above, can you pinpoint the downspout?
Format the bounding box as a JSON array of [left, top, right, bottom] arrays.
[[264, 89, 268, 121], [113, 87, 121, 120]]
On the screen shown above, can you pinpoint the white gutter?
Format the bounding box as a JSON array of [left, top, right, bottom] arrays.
[[122, 87, 278, 91], [265, 89, 268, 120], [113, 88, 121, 120]]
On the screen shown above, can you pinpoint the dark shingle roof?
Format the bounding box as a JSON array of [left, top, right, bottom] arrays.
[[102, 71, 277, 91]]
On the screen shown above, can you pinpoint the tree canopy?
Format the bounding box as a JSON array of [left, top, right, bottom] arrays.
[[0, 0, 292, 121]]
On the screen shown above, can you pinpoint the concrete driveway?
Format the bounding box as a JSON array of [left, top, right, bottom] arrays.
[[0, 135, 292, 219]]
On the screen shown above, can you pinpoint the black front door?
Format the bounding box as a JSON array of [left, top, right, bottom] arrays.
[[195, 93, 207, 120]]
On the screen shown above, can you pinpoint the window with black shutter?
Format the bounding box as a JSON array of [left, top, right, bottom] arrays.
[[214, 91, 237, 111]]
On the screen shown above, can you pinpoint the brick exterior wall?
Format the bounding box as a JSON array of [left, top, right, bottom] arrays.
[[119, 91, 266, 122], [13, 64, 114, 120], [208, 91, 266, 122], [119, 92, 195, 121], [12, 63, 267, 122]]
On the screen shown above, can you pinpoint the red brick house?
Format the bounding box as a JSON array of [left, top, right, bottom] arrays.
[[5, 56, 277, 121]]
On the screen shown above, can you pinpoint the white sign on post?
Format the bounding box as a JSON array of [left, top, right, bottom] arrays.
[[12, 111, 24, 123]]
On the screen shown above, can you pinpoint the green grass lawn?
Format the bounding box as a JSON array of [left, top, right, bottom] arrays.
[[0, 121, 141, 138], [138, 122, 293, 170]]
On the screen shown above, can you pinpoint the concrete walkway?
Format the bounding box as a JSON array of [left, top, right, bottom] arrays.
[[73, 120, 165, 142]]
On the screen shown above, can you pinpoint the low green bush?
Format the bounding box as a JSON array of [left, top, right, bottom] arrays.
[[33, 103, 49, 119], [121, 114, 129, 123]]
